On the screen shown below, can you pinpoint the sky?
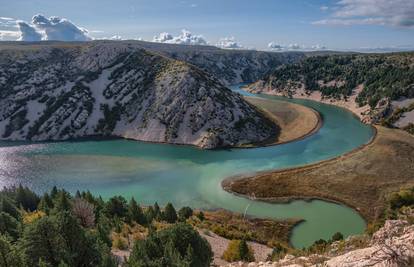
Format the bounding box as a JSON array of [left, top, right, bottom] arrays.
[[0, 0, 413, 51]]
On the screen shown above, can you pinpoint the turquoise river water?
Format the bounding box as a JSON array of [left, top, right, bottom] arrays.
[[0, 85, 373, 248]]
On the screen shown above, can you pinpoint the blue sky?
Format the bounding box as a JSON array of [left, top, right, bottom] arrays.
[[1, 0, 413, 51]]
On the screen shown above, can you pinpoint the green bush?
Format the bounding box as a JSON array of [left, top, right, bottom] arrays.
[[222, 239, 255, 262]]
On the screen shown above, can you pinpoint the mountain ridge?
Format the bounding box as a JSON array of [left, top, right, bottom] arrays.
[[0, 42, 279, 148]]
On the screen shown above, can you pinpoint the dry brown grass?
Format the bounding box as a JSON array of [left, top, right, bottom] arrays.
[[189, 209, 300, 247], [223, 126, 414, 222]]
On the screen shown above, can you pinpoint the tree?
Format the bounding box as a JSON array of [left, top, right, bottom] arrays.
[[0, 212, 20, 240], [128, 223, 212, 267], [105, 196, 128, 218], [72, 198, 95, 228], [145, 206, 156, 224], [222, 239, 255, 262], [153, 202, 162, 220], [238, 239, 254, 261], [50, 186, 59, 199], [38, 193, 54, 214], [178, 207, 193, 221], [15, 184, 39, 211], [96, 215, 112, 248], [128, 198, 146, 225], [21, 215, 68, 266], [0, 196, 20, 220], [163, 203, 177, 223], [0, 234, 26, 267], [53, 192, 72, 213]]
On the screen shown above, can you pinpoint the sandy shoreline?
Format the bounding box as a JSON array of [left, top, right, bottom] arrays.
[[239, 96, 323, 148]]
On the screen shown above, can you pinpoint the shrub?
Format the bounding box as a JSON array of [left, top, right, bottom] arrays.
[[178, 206, 193, 221], [112, 235, 128, 250], [222, 239, 255, 262], [331, 232, 344, 242]]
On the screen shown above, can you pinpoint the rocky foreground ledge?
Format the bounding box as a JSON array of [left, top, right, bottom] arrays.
[[224, 220, 414, 267]]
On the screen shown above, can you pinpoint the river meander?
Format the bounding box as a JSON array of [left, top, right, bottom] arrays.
[[0, 85, 374, 248]]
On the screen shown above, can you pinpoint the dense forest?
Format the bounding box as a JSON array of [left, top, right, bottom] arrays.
[[262, 52, 414, 108], [0, 185, 213, 267], [1, 184, 413, 266]]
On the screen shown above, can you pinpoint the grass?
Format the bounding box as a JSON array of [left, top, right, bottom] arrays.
[[189, 209, 300, 247], [223, 126, 414, 223]]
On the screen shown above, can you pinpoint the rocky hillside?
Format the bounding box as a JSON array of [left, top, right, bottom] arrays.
[[117, 41, 304, 85], [225, 219, 414, 267], [247, 53, 414, 131], [0, 42, 277, 148]]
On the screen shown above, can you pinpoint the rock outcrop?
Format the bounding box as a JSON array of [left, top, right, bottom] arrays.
[[224, 220, 414, 267], [0, 42, 277, 148]]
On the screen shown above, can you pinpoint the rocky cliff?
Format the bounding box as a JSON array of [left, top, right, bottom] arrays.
[[0, 42, 277, 148], [225, 219, 414, 267]]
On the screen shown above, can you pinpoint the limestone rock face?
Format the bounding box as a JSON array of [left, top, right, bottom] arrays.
[[0, 42, 277, 148]]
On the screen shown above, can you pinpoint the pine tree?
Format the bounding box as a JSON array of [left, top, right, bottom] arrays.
[[153, 202, 161, 220], [0, 212, 20, 240], [15, 184, 39, 211], [163, 203, 178, 223], [0, 196, 20, 220], [127, 198, 146, 225], [0, 234, 26, 267], [53, 192, 71, 213], [21, 216, 68, 266], [38, 193, 54, 214], [50, 186, 58, 200]]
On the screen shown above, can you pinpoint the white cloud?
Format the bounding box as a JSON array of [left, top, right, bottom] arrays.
[[152, 29, 208, 45], [109, 35, 123, 40], [268, 42, 327, 51], [268, 42, 283, 51], [17, 21, 42, 41], [288, 43, 302, 50], [216, 37, 243, 49], [5, 14, 92, 41], [311, 44, 327, 50], [313, 0, 414, 27], [320, 5, 329, 11]]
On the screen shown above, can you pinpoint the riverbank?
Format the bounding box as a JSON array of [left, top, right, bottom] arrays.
[[222, 126, 414, 223], [245, 84, 371, 123], [242, 97, 322, 147]]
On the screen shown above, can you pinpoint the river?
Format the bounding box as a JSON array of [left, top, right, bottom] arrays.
[[0, 84, 373, 248]]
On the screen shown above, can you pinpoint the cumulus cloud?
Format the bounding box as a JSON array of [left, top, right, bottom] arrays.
[[313, 0, 414, 28], [152, 29, 208, 45], [17, 21, 42, 41], [216, 37, 243, 49], [6, 14, 92, 41], [268, 42, 283, 51]]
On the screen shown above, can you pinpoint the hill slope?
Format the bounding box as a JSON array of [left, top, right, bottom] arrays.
[[247, 53, 414, 130], [0, 42, 277, 148]]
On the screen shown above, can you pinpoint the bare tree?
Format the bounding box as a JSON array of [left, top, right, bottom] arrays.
[[72, 198, 95, 228]]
